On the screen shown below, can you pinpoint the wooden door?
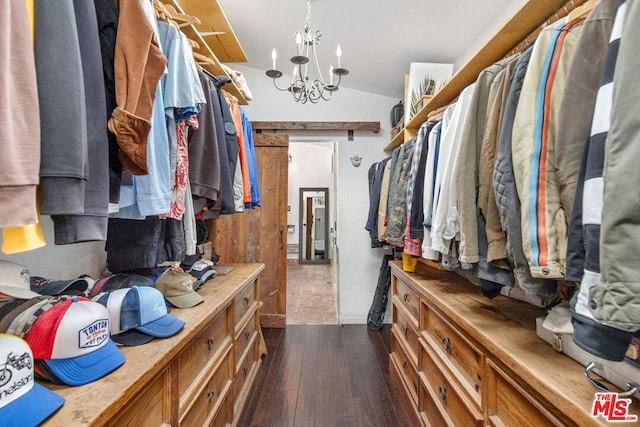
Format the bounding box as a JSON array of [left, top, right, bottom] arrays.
[[208, 133, 289, 328], [305, 197, 313, 260]]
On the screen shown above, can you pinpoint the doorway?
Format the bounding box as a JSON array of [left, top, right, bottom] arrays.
[[286, 141, 338, 324], [299, 188, 329, 264]]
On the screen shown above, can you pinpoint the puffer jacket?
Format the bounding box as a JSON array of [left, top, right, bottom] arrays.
[[494, 44, 558, 303]]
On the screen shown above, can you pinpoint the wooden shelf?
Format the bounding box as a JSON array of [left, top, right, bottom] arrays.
[[172, 0, 248, 63], [168, 0, 249, 105], [385, 0, 586, 152], [251, 121, 381, 133], [384, 130, 405, 153]]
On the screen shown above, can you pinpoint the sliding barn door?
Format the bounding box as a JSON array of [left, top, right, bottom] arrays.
[[209, 133, 289, 328]]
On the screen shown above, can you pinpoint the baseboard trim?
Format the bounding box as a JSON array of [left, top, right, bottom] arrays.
[[338, 315, 392, 325]]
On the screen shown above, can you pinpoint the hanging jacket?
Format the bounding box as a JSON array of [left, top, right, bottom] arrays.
[[567, 0, 632, 361], [52, 0, 110, 245], [211, 75, 240, 217], [478, 57, 519, 268], [35, 0, 87, 216], [555, 0, 618, 218], [188, 73, 222, 206], [493, 44, 558, 303], [422, 121, 443, 260], [430, 84, 476, 255], [366, 159, 389, 248], [240, 107, 261, 208], [0, 0, 40, 227], [596, 0, 640, 334], [385, 139, 415, 246], [511, 17, 584, 279], [408, 121, 436, 241], [404, 122, 433, 256], [456, 57, 514, 264], [376, 159, 392, 243], [94, 0, 121, 208]]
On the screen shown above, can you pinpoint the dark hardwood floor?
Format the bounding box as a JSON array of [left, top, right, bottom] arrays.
[[240, 324, 414, 427]]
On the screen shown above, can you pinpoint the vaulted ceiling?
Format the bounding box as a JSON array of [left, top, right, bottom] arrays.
[[217, 0, 517, 99]]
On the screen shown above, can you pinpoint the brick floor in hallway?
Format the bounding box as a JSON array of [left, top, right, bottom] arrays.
[[286, 263, 337, 324]]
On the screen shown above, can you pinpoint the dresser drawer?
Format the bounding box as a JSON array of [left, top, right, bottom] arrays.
[[178, 308, 231, 399], [419, 379, 450, 427], [180, 350, 233, 426], [391, 329, 420, 405], [233, 338, 259, 410], [394, 275, 420, 321], [420, 339, 484, 427], [235, 313, 257, 369], [486, 359, 563, 427], [110, 369, 168, 426], [393, 301, 419, 365], [211, 393, 232, 427], [421, 300, 482, 404], [234, 279, 257, 326]]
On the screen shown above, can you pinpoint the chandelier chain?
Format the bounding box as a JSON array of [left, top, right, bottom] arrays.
[[305, 0, 312, 33]]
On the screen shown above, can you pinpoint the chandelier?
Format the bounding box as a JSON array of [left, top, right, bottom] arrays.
[[266, 0, 349, 104]]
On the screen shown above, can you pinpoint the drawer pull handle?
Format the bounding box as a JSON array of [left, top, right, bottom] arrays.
[[403, 325, 408, 337], [243, 366, 249, 376], [244, 297, 250, 307], [207, 338, 213, 351], [402, 359, 408, 369], [442, 336, 451, 352], [439, 386, 447, 400], [403, 293, 410, 303], [245, 331, 251, 340], [207, 389, 215, 403], [585, 362, 640, 397]]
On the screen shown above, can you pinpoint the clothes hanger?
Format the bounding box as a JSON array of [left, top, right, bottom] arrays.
[[192, 52, 216, 67], [163, 4, 201, 28], [567, 0, 597, 22]]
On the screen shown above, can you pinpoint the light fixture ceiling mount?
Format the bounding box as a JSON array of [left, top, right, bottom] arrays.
[[266, 0, 348, 103]]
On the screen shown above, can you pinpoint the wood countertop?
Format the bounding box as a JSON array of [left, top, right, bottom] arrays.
[[41, 263, 264, 426], [389, 261, 639, 426]]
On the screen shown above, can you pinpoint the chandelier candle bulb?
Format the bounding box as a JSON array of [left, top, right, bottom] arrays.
[[330, 65, 334, 85], [272, 48, 277, 70], [336, 45, 342, 67], [296, 33, 303, 55]]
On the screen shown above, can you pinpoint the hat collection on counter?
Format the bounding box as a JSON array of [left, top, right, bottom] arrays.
[[0, 256, 220, 423]]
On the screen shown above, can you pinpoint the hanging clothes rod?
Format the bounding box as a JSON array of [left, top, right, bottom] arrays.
[[506, 0, 589, 57]]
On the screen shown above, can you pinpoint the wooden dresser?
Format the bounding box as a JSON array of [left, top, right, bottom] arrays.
[[389, 261, 639, 426], [42, 263, 264, 427]]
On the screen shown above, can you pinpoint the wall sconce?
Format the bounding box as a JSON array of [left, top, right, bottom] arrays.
[[350, 155, 362, 167]]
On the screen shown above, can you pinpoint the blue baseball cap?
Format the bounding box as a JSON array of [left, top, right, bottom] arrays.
[[0, 334, 65, 425], [95, 286, 185, 346], [24, 299, 126, 386]]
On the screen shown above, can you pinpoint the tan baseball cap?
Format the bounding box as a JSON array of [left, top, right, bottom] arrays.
[[155, 268, 204, 309]]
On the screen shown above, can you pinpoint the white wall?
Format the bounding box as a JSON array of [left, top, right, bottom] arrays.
[[454, 0, 528, 71], [0, 217, 107, 280], [237, 64, 396, 323]]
